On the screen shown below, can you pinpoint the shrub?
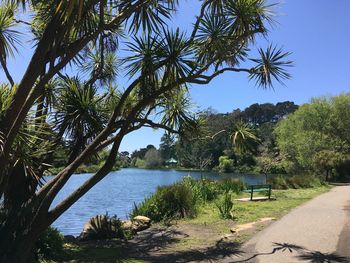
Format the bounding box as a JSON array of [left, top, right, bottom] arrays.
[[86, 214, 126, 240], [269, 174, 324, 189], [268, 175, 289, 189], [134, 158, 146, 168], [34, 227, 64, 261], [218, 156, 235, 173], [130, 194, 159, 220], [181, 176, 219, 202], [144, 148, 162, 168], [286, 174, 323, 188], [131, 183, 196, 222], [217, 178, 244, 194], [215, 192, 234, 219]]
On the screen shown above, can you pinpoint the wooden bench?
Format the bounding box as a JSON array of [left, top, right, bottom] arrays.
[[243, 184, 272, 201]]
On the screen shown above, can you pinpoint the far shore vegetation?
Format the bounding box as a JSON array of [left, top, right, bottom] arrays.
[[50, 94, 350, 185]]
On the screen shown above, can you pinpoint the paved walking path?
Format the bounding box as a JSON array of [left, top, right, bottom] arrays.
[[231, 186, 350, 262]]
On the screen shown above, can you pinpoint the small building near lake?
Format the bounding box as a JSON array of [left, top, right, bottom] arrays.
[[165, 158, 178, 167]]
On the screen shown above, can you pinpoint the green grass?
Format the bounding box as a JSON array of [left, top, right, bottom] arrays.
[[183, 186, 330, 225], [235, 186, 330, 223]]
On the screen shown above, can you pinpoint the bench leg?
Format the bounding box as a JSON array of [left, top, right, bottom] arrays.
[[268, 186, 271, 199], [250, 189, 253, 201]]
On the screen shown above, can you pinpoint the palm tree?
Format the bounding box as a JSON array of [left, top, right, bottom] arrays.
[[0, 83, 52, 209], [0, 2, 21, 86], [231, 121, 260, 154], [55, 77, 108, 163]]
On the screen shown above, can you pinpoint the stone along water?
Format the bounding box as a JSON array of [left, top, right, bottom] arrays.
[[51, 168, 264, 235]]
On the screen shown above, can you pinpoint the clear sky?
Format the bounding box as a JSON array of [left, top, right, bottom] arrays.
[[2, 0, 350, 153]]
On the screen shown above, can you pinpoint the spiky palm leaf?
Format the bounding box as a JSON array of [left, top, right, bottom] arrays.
[[0, 83, 53, 182], [158, 88, 197, 133], [225, 0, 275, 37], [0, 84, 15, 120], [81, 51, 119, 85], [250, 45, 293, 88], [0, 2, 21, 59], [13, 116, 53, 183], [0, 84, 15, 150], [231, 121, 260, 154], [196, 11, 248, 66], [122, 0, 178, 33], [55, 77, 108, 156], [124, 34, 163, 97], [159, 29, 196, 83]]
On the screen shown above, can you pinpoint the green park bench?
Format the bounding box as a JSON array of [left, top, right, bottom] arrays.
[[243, 184, 272, 201]]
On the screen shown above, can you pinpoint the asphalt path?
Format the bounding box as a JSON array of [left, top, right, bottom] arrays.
[[231, 186, 350, 262]]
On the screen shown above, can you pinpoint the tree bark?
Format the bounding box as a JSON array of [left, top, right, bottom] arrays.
[[0, 212, 49, 263]]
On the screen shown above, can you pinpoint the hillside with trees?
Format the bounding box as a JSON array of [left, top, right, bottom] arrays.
[[130, 101, 298, 172]]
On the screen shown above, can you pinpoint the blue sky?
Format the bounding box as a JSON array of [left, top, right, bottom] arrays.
[[121, 0, 350, 152], [2, 0, 350, 153]]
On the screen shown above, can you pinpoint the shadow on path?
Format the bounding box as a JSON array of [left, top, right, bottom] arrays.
[[230, 242, 348, 263], [297, 251, 348, 263]]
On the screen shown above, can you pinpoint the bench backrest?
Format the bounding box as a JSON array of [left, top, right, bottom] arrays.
[[248, 184, 271, 189]]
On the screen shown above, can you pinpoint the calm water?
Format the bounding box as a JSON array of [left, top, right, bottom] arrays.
[[51, 168, 265, 235]]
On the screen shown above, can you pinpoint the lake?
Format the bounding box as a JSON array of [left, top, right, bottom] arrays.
[[51, 168, 265, 236]]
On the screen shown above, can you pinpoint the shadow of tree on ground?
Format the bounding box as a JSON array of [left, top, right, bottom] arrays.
[[128, 226, 243, 262], [297, 251, 348, 263], [231, 242, 348, 263], [60, 229, 349, 263], [137, 239, 243, 263]]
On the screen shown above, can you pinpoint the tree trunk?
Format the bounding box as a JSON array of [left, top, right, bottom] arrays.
[[0, 201, 49, 263], [0, 220, 49, 263], [0, 235, 36, 263]]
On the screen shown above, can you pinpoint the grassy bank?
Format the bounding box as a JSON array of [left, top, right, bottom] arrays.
[[184, 186, 330, 225]]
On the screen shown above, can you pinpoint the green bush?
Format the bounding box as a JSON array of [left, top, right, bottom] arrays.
[[181, 176, 219, 202], [268, 175, 289, 189], [286, 174, 323, 188], [269, 174, 324, 189], [131, 194, 159, 220], [218, 156, 235, 173], [215, 192, 234, 219], [86, 214, 126, 240], [134, 158, 146, 168], [217, 178, 244, 194], [34, 227, 64, 261], [131, 183, 196, 222]]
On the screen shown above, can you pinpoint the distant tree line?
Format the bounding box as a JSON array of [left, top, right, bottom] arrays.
[[128, 101, 299, 171], [52, 94, 350, 182]]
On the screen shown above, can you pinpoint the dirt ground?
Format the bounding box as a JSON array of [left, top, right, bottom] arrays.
[[123, 218, 275, 262]]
